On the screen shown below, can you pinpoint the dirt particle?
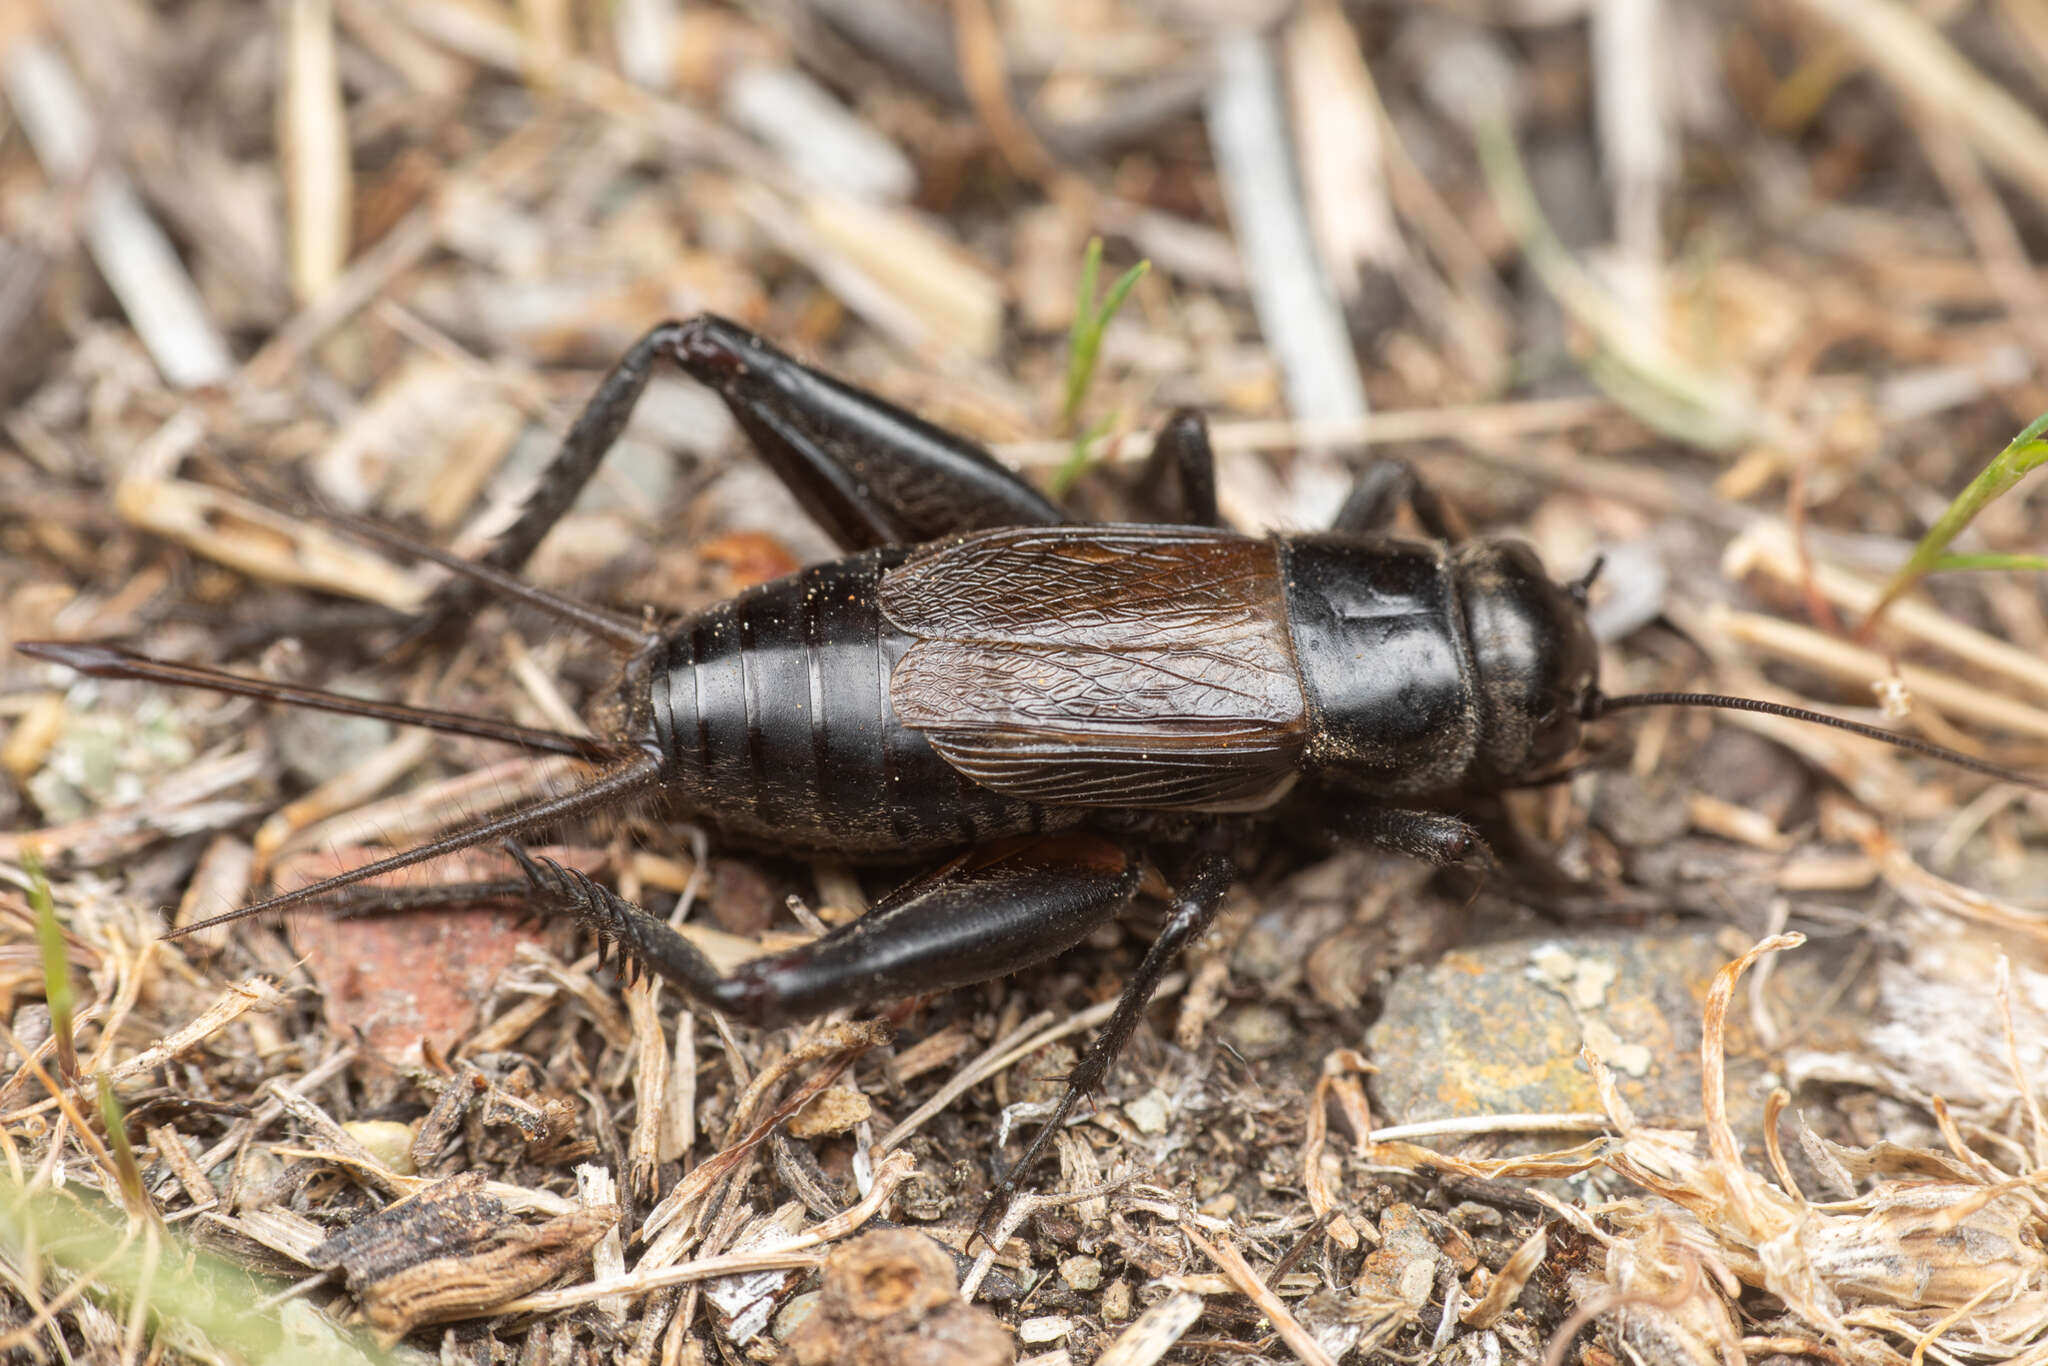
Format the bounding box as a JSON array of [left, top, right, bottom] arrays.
[[784, 1228, 1013, 1366]]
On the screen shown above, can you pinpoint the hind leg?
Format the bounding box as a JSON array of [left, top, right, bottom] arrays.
[[672, 316, 1064, 549], [410, 317, 1066, 637], [507, 834, 1141, 1027]]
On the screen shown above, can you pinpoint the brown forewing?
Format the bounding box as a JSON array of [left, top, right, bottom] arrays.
[[882, 527, 1309, 809]]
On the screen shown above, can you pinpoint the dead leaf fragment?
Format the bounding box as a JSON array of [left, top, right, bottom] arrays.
[[309, 1171, 615, 1342], [786, 1085, 873, 1139]]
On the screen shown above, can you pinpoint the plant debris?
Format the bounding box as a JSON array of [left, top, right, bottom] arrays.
[[4, 2, 2047, 1363], [783, 1227, 1014, 1366]]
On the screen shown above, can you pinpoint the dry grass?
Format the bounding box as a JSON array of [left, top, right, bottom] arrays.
[[3, 1, 2047, 1363]]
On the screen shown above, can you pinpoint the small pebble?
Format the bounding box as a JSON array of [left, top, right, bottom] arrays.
[[1124, 1089, 1170, 1135], [1018, 1316, 1071, 1344], [276, 702, 390, 788], [1449, 1201, 1503, 1231], [1222, 1002, 1293, 1059], [774, 1290, 821, 1341], [1099, 1279, 1133, 1322], [1059, 1254, 1101, 1292], [342, 1120, 417, 1176], [1366, 930, 1813, 1135]]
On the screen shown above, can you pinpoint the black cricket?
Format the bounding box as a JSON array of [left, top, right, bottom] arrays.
[[22, 316, 2044, 1234]]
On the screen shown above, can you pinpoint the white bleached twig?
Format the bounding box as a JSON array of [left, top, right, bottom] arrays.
[[725, 65, 916, 203], [4, 40, 233, 389], [1205, 27, 1367, 528]]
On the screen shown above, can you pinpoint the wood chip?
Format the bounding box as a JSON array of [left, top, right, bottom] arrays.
[[113, 478, 428, 611], [1094, 1290, 1203, 1366], [308, 1169, 616, 1341], [724, 65, 916, 203], [283, 0, 353, 302], [799, 195, 1004, 360]]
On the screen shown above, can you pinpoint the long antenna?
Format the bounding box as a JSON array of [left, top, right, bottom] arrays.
[[219, 483, 655, 654], [314, 505, 654, 652], [18, 641, 611, 759], [1589, 689, 2048, 793], [164, 752, 661, 937]]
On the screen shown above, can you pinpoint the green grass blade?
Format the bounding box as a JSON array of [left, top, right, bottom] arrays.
[[26, 852, 78, 1084], [1048, 415, 1115, 499], [1861, 412, 2048, 631], [0, 1177, 392, 1364], [1074, 235, 1101, 329], [97, 1077, 146, 1211], [1473, 107, 1762, 452], [1097, 258, 1149, 331], [1062, 237, 1105, 430], [1932, 552, 2048, 573], [1060, 238, 1150, 436]]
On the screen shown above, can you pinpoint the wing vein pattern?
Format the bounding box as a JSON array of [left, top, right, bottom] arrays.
[[881, 527, 1310, 809]]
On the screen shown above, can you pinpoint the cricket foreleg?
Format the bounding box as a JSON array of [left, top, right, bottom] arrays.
[[1334, 806, 1490, 869]]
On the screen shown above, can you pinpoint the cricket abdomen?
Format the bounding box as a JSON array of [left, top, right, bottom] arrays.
[[648, 549, 1059, 857]]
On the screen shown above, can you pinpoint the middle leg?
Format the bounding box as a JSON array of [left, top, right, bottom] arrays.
[[1331, 458, 1465, 541], [974, 843, 1238, 1238], [1135, 408, 1222, 527]]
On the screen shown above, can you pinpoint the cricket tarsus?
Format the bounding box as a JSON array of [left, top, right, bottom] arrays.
[[972, 847, 1238, 1245]]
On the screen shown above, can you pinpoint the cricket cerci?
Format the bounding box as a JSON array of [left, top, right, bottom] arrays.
[[22, 316, 2044, 1230]]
